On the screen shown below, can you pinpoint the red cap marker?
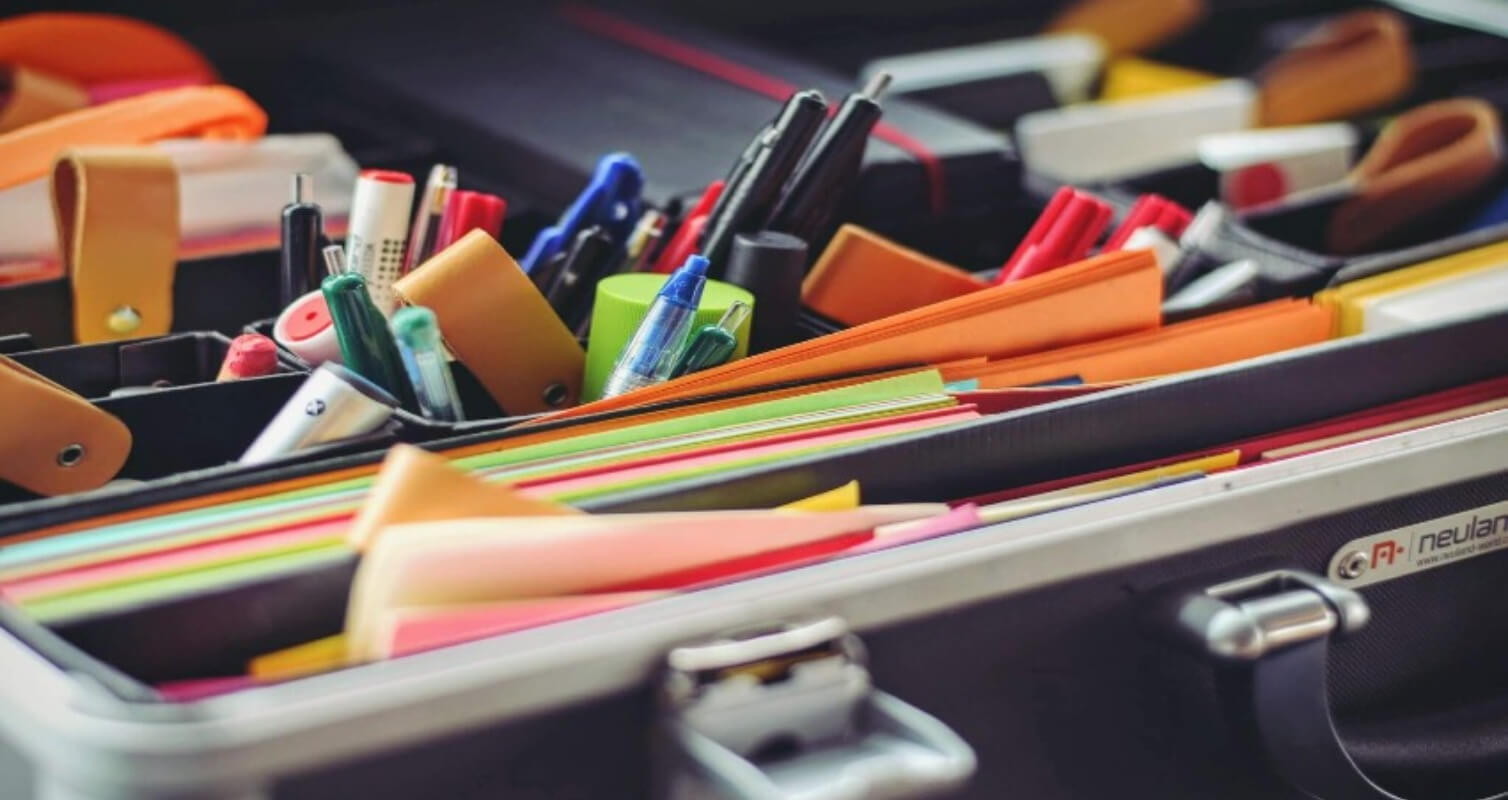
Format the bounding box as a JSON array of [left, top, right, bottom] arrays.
[[434, 190, 507, 252], [216, 334, 280, 381], [1103, 193, 1193, 251], [998, 187, 1113, 284]]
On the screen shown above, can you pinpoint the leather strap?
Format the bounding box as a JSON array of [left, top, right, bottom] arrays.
[[0, 66, 87, 133], [393, 230, 585, 414], [51, 147, 180, 343], [1045, 0, 1205, 58], [1222, 634, 1508, 800], [1257, 10, 1414, 128], [1329, 98, 1504, 254], [0, 355, 130, 496]]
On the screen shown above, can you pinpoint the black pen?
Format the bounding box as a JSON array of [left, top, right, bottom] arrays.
[[544, 225, 617, 332], [767, 73, 891, 250], [700, 89, 828, 273], [278, 173, 324, 308]]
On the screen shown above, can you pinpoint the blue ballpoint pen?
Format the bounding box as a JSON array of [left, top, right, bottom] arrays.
[[520, 153, 645, 275], [601, 254, 709, 398]]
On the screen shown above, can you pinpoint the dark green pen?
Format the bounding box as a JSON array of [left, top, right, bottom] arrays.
[[321, 272, 419, 412], [669, 301, 751, 378]]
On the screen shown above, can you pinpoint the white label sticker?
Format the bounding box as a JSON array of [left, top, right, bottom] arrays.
[[1328, 500, 1508, 588]]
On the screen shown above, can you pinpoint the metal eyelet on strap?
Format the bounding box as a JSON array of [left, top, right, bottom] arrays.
[[106, 305, 141, 335], [56, 443, 86, 467], [542, 382, 569, 408]]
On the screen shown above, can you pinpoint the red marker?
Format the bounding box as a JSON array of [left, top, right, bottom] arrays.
[[653, 180, 724, 273], [216, 334, 280, 381], [434, 190, 507, 252], [1103, 193, 1193, 251], [997, 187, 1112, 284]]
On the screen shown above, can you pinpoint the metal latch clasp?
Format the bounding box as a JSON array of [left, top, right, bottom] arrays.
[[1164, 569, 1371, 661], [658, 617, 976, 800]]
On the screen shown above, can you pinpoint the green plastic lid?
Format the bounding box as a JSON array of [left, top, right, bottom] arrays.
[[583, 274, 754, 401]]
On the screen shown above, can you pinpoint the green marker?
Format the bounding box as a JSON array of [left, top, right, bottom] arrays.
[[669, 301, 751, 378], [391, 306, 466, 422], [321, 272, 418, 412]]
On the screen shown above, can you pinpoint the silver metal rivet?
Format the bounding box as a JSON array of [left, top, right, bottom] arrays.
[[542, 383, 569, 407], [107, 305, 142, 334], [1337, 551, 1369, 580], [56, 444, 86, 467]]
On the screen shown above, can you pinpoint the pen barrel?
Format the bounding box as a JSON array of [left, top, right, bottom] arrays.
[[548, 229, 619, 331], [322, 274, 420, 412], [391, 306, 466, 422], [669, 327, 739, 378], [767, 96, 882, 246], [602, 296, 698, 398], [701, 91, 828, 272], [279, 203, 324, 308]]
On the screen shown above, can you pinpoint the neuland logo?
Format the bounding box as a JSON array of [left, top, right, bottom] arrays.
[[1332, 502, 1508, 587]]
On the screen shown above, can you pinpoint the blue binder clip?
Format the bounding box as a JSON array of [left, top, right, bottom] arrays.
[[521, 152, 646, 275]]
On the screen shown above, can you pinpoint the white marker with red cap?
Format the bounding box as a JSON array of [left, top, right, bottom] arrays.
[[345, 169, 415, 315]]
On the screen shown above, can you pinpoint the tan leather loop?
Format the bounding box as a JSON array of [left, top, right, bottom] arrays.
[[50, 147, 179, 343], [393, 230, 585, 414], [1329, 99, 1505, 254], [0, 355, 130, 496]]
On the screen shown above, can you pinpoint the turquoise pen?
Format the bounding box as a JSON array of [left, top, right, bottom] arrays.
[[391, 306, 466, 422], [669, 301, 750, 378], [321, 272, 419, 412]]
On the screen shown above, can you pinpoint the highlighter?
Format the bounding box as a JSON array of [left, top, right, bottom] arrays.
[[391, 306, 465, 422], [321, 272, 419, 412], [345, 169, 415, 314], [669, 301, 750, 378], [602, 255, 709, 398], [239, 363, 397, 465]]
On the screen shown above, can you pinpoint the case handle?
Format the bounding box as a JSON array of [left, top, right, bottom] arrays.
[[1160, 569, 1508, 800], [657, 617, 976, 800]]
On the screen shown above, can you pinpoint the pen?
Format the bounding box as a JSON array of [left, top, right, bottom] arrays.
[[216, 333, 280, 381], [623, 209, 667, 272], [391, 306, 466, 422], [700, 90, 828, 272], [279, 173, 324, 308], [404, 164, 458, 273], [601, 254, 709, 398], [767, 74, 890, 248], [669, 301, 750, 377], [545, 226, 618, 333], [521, 152, 644, 276], [322, 244, 348, 276], [345, 169, 415, 314], [321, 271, 419, 412], [240, 363, 398, 465], [653, 180, 724, 273], [434, 189, 506, 251]]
